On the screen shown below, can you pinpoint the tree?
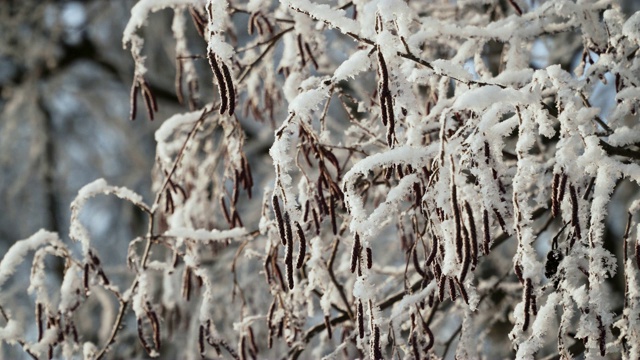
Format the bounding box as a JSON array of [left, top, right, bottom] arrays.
[[2, 0, 640, 359]]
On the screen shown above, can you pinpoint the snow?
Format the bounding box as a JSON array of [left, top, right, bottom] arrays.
[[282, 0, 360, 35], [288, 87, 330, 116], [59, 264, 82, 314], [0, 319, 20, 344], [71, 179, 148, 257], [0, 230, 57, 288], [163, 227, 248, 243], [622, 11, 640, 44], [333, 50, 372, 81], [123, 0, 198, 47], [208, 34, 235, 61], [453, 86, 530, 110], [515, 292, 559, 358]]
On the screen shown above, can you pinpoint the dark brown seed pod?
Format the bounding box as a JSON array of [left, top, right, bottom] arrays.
[[284, 211, 293, 248], [221, 63, 235, 115], [182, 267, 192, 301], [285, 242, 294, 290], [272, 195, 286, 245], [248, 326, 258, 355], [366, 247, 373, 269], [232, 209, 243, 228], [411, 333, 421, 360], [438, 276, 446, 302], [189, 7, 207, 37], [386, 98, 395, 147], [425, 325, 434, 351], [295, 222, 306, 269], [597, 315, 606, 356], [484, 141, 491, 163], [329, 193, 337, 235], [372, 326, 382, 360], [207, 51, 228, 115], [137, 318, 153, 355], [514, 263, 524, 284], [303, 199, 310, 222], [558, 173, 568, 203], [272, 261, 287, 293], [426, 231, 438, 266], [357, 300, 364, 339], [455, 277, 469, 304], [239, 335, 246, 360], [569, 185, 581, 239], [448, 277, 457, 302], [304, 42, 319, 69], [130, 82, 139, 120], [221, 197, 232, 226], [247, 12, 257, 35], [483, 208, 491, 255], [199, 324, 206, 356], [351, 234, 362, 273], [459, 225, 471, 283], [267, 300, 276, 330], [312, 208, 320, 235], [552, 173, 560, 217], [493, 208, 507, 232], [145, 302, 161, 350], [522, 278, 532, 331], [636, 239, 640, 270], [508, 0, 523, 15], [36, 302, 43, 341], [464, 201, 478, 268], [83, 263, 90, 294], [413, 246, 425, 277], [297, 34, 306, 67], [413, 182, 422, 208]]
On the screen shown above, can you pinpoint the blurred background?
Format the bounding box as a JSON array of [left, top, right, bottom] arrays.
[[0, 1, 198, 264]]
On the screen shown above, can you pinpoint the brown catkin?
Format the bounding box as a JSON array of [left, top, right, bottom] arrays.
[[285, 241, 294, 290], [426, 233, 438, 266], [297, 34, 306, 67], [552, 172, 560, 217], [329, 193, 337, 235], [636, 239, 640, 270], [207, 51, 228, 115], [199, 325, 205, 356], [295, 222, 306, 269], [483, 208, 491, 255], [221, 62, 235, 115], [464, 201, 478, 268], [372, 326, 382, 360], [284, 211, 293, 248], [357, 300, 364, 339], [351, 234, 361, 273], [558, 173, 568, 203], [413, 246, 425, 277], [425, 325, 434, 351], [597, 315, 606, 356], [304, 42, 319, 69], [569, 185, 581, 239], [272, 195, 286, 245], [130, 83, 139, 120], [448, 277, 457, 302], [459, 224, 471, 283], [522, 278, 532, 331]]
